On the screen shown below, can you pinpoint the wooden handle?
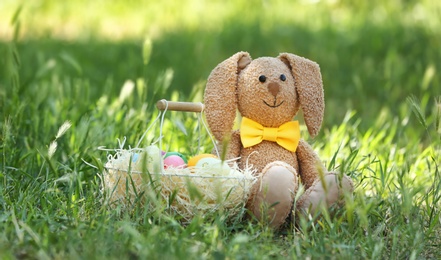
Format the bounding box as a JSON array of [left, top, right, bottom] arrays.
[[156, 99, 204, 112]]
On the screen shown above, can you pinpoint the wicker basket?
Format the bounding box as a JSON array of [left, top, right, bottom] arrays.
[[102, 148, 256, 221], [101, 100, 256, 221]]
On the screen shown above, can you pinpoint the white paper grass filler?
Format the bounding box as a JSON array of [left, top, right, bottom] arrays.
[[102, 99, 256, 221]]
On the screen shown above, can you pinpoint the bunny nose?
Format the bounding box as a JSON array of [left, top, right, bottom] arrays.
[[268, 82, 280, 97]]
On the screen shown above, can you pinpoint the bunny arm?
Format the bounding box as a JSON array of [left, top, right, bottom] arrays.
[[228, 130, 243, 159], [213, 130, 242, 161], [296, 139, 326, 189]]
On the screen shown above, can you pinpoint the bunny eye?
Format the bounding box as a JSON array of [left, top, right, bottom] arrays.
[[280, 74, 286, 81], [258, 75, 266, 83]]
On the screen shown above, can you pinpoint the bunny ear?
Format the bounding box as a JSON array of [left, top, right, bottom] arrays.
[[278, 53, 324, 137], [204, 52, 252, 141]]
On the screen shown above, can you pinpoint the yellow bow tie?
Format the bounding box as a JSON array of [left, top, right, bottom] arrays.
[[240, 117, 300, 152]]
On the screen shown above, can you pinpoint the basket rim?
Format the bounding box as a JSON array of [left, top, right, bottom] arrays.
[[104, 166, 257, 180]]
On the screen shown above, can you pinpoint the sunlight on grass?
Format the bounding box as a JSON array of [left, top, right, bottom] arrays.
[[1, 0, 440, 40]]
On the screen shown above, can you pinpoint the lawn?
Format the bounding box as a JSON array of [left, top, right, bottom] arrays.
[[1, 0, 440, 258]]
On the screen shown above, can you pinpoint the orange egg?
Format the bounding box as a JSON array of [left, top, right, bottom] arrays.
[[187, 154, 218, 167]]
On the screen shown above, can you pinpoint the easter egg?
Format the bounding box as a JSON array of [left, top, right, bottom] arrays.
[[132, 153, 140, 163], [165, 152, 188, 163], [187, 153, 217, 167], [144, 145, 162, 173], [195, 157, 220, 168], [196, 157, 231, 175], [164, 155, 186, 169]]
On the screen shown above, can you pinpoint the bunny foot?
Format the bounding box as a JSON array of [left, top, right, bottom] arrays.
[[296, 173, 354, 218], [248, 161, 298, 229]]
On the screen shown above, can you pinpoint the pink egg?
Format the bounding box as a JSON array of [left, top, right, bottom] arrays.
[[163, 155, 186, 169]]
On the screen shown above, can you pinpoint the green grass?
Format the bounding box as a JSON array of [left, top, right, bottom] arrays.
[[1, 0, 441, 258]]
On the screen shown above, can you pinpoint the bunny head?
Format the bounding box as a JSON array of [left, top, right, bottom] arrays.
[[204, 51, 324, 142]]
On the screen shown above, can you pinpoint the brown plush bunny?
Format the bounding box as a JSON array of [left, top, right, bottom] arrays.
[[204, 51, 354, 229]]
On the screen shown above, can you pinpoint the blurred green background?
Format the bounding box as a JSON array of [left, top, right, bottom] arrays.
[[1, 0, 440, 130]]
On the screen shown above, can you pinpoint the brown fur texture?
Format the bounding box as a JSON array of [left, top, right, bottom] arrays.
[[204, 52, 354, 229]]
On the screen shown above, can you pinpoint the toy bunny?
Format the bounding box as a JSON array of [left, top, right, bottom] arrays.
[[204, 51, 354, 229]]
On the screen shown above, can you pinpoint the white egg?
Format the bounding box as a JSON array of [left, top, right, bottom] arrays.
[[144, 145, 162, 173], [196, 158, 231, 175]]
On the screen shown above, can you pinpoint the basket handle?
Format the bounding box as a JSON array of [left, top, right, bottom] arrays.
[[156, 99, 204, 113]]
